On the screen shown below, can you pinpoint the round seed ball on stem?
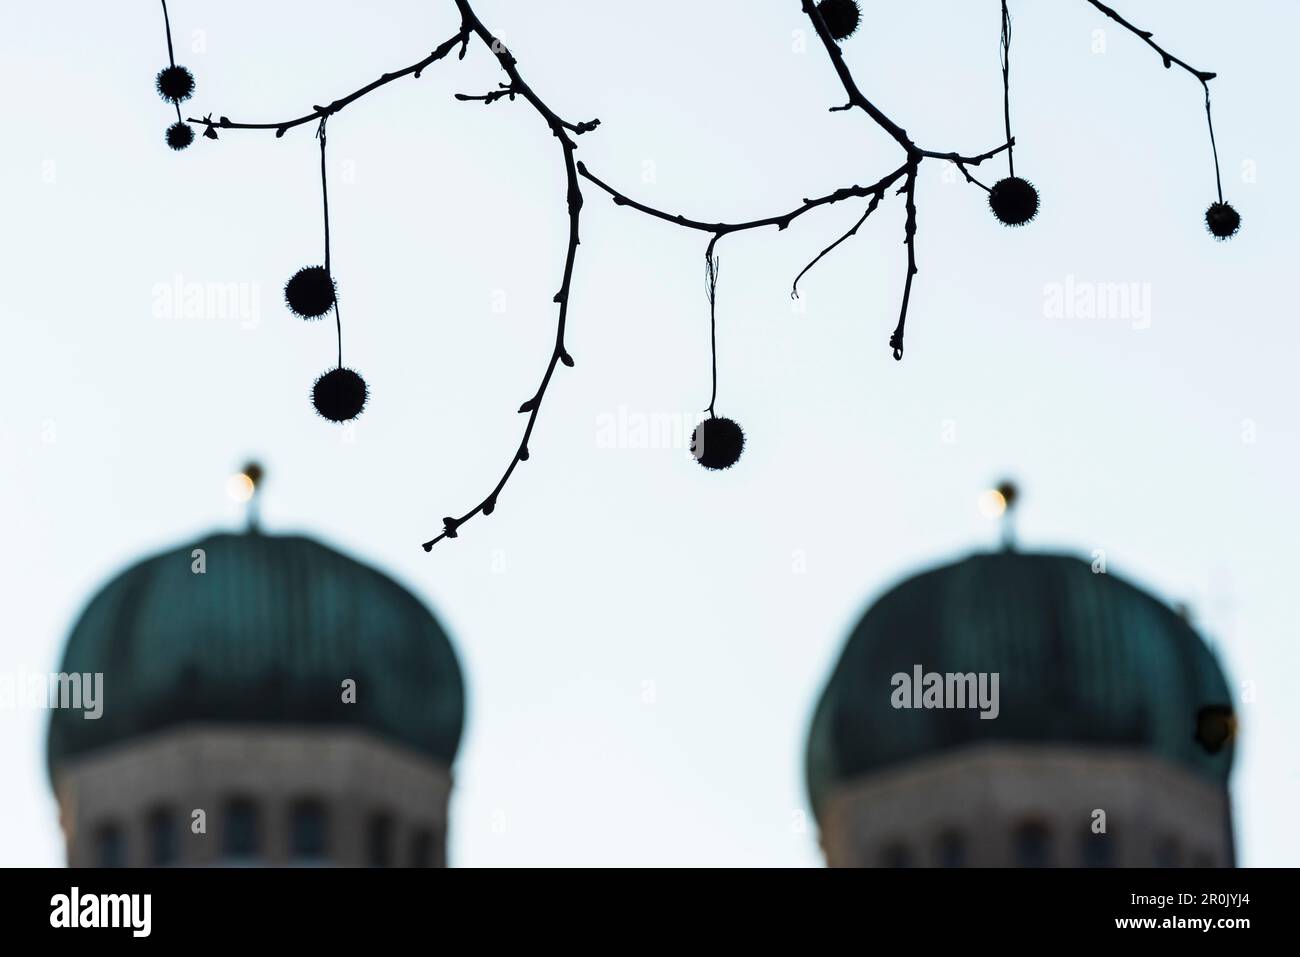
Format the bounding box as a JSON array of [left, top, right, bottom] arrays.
[[816, 0, 862, 41], [691, 416, 745, 471], [1204, 201, 1241, 240], [284, 266, 337, 319], [165, 122, 194, 151], [155, 65, 196, 103], [311, 367, 369, 423], [988, 176, 1040, 227]]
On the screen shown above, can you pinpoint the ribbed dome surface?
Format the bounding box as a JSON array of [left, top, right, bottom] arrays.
[[48, 532, 464, 773], [807, 552, 1233, 819]]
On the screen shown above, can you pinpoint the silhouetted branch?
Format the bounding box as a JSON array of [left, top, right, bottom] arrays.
[[187, 29, 472, 136], [890, 162, 920, 361], [455, 83, 517, 107], [1081, 0, 1224, 201], [158, 0, 1238, 548], [1083, 0, 1218, 83], [803, 0, 912, 148], [791, 193, 882, 300], [421, 0, 590, 550], [579, 162, 908, 240]]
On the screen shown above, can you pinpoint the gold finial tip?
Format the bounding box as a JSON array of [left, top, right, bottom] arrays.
[[978, 488, 1008, 519], [226, 472, 256, 504], [226, 461, 265, 505], [995, 480, 1019, 509]]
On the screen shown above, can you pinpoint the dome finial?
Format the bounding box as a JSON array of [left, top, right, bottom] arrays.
[[977, 478, 1020, 550], [226, 460, 265, 531]]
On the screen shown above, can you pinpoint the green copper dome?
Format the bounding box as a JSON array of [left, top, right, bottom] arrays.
[[48, 531, 464, 774], [806, 552, 1234, 820]]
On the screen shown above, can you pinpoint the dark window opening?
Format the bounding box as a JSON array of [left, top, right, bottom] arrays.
[[409, 828, 434, 868], [1155, 837, 1182, 868], [1014, 822, 1051, 868], [1081, 828, 1114, 868], [936, 830, 966, 868], [879, 842, 913, 868], [147, 807, 177, 866], [222, 797, 260, 859], [290, 799, 328, 860], [95, 821, 125, 868], [367, 812, 394, 867]]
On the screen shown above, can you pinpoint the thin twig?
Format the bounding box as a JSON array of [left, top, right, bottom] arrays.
[[704, 241, 721, 415], [579, 162, 909, 239], [421, 0, 591, 550], [791, 192, 885, 299], [187, 30, 472, 136], [889, 162, 920, 361], [316, 117, 343, 369], [1081, 0, 1223, 200], [1001, 0, 1015, 177]]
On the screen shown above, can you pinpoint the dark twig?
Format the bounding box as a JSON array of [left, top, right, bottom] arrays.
[[316, 117, 343, 369], [802, 0, 912, 149], [187, 30, 472, 136], [704, 241, 721, 416], [422, 0, 591, 550], [455, 83, 517, 106], [162, 0, 1234, 548], [160, 0, 176, 69], [890, 161, 920, 361], [1081, 0, 1223, 200], [791, 192, 885, 299], [579, 162, 909, 239], [1001, 0, 1015, 176]]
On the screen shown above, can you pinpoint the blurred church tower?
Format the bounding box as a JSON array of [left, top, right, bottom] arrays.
[[805, 484, 1237, 867], [47, 465, 465, 867]]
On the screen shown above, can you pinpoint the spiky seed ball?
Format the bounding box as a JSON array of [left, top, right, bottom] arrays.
[[691, 416, 745, 471], [312, 367, 368, 423], [989, 176, 1039, 226], [1193, 705, 1236, 755], [156, 65, 195, 103], [1205, 201, 1241, 241], [816, 0, 862, 41], [284, 266, 336, 319], [165, 122, 194, 151]]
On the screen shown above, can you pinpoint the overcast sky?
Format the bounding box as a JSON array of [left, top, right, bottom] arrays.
[[2, 0, 1296, 866]]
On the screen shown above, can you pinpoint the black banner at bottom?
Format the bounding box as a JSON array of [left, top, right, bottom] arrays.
[[0, 866, 1281, 943]]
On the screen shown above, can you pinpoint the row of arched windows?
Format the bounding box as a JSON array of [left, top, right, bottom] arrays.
[[875, 823, 1218, 868], [93, 799, 440, 867]]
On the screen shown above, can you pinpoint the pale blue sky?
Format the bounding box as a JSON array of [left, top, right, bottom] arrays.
[[1, 0, 1296, 866]]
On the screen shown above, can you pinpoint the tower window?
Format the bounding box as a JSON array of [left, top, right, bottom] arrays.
[[1081, 827, 1115, 868], [879, 842, 913, 868], [367, 812, 394, 867], [1155, 837, 1182, 868], [95, 821, 125, 868], [1013, 822, 1051, 868], [409, 828, 434, 868], [147, 806, 177, 866], [222, 797, 260, 859], [290, 799, 328, 861], [935, 830, 966, 868]]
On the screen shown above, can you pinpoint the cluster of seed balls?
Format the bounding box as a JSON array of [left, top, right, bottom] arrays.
[[285, 267, 370, 423], [155, 65, 196, 150], [157, 0, 1238, 453], [814, 0, 1241, 241]]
